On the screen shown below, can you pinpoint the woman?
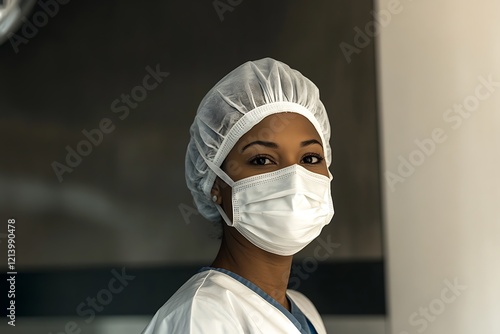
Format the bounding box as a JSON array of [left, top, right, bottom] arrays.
[[142, 58, 334, 334]]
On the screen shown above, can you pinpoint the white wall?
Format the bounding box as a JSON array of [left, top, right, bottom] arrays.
[[376, 0, 500, 333]]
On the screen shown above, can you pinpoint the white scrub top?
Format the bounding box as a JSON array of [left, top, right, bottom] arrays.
[[141, 267, 327, 334]]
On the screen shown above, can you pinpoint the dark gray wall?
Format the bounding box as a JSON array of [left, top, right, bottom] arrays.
[[0, 0, 382, 268]]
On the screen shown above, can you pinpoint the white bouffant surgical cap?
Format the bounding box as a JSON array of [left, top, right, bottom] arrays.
[[185, 57, 332, 222]]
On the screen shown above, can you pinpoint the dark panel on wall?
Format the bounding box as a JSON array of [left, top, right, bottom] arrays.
[[0, 262, 385, 316]]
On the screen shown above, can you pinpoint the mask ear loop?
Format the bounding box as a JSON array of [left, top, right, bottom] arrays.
[[215, 205, 234, 227], [194, 140, 236, 227]]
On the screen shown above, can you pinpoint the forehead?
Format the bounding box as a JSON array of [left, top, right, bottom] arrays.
[[238, 112, 322, 142]]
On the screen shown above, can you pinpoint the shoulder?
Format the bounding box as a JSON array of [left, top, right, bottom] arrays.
[[287, 290, 327, 334], [141, 270, 244, 334], [286, 289, 316, 310]]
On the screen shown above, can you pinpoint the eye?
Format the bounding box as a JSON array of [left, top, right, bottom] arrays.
[[249, 155, 275, 166], [301, 153, 324, 164]]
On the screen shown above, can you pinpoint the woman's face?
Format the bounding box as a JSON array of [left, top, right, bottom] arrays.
[[213, 112, 329, 218]]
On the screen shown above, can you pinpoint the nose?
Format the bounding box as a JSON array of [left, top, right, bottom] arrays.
[[280, 155, 298, 169]]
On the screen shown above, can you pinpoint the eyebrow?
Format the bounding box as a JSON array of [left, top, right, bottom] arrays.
[[300, 139, 323, 148], [240, 139, 323, 152]]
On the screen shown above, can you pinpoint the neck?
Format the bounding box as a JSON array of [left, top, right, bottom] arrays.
[[211, 227, 293, 311]]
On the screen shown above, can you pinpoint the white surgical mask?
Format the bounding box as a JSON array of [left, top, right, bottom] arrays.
[[206, 159, 335, 256]]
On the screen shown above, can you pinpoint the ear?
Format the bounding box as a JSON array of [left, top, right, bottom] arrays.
[[210, 178, 223, 205]]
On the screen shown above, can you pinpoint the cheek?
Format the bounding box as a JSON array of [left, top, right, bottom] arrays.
[[315, 156, 330, 177], [320, 164, 330, 178], [221, 185, 233, 221], [224, 158, 244, 180], [306, 160, 330, 178]]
